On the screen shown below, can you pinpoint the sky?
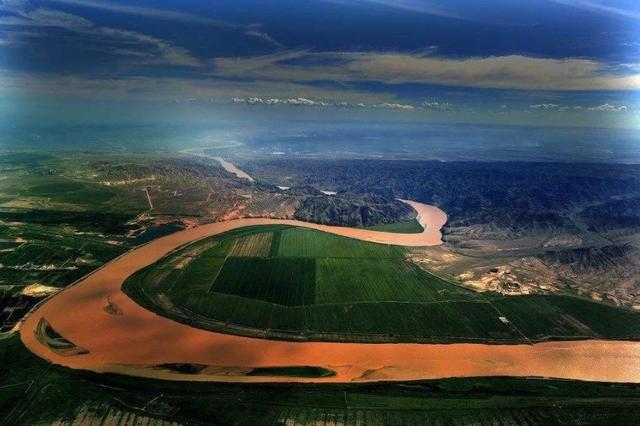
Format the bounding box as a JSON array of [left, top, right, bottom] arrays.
[[0, 0, 640, 128]]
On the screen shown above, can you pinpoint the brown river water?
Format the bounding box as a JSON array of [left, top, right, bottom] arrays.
[[19, 201, 640, 383]]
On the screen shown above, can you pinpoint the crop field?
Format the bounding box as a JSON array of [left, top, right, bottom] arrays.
[[124, 224, 640, 343], [490, 295, 640, 340], [365, 218, 424, 233], [25, 179, 117, 205], [0, 220, 128, 285], [0, 157, 140, 332], [124, 225, 640, 343], [0, 219, 129, 331], [276, 227, 405, 258], [0, 173, 122, 209], [315, 258, 467, 303], [230, 232, 273, 256], [212, 257, 316, 306], [124, 225, 512, 341]]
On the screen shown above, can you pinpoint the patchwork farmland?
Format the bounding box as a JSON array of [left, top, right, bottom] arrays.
[[124, 225, 640, 343]]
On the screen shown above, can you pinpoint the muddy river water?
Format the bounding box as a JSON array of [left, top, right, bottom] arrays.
[[19, 201, 640, 383]]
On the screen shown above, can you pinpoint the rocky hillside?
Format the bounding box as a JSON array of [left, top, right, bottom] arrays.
[[293, 192, 415, 227], [540, 244, 637, 273]]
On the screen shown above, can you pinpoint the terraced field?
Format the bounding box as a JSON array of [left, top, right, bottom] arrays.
[[124, 225, 640, 343]]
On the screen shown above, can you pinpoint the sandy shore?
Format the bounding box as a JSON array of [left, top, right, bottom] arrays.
[[19, 201, 640, 384]]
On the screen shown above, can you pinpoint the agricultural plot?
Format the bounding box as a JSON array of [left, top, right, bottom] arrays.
[[0, 223, 127, 288], [124, 225, 640, 344], [0, 225, 128, 333], [315, 258, 469, 304], [212, 257, 315, 306], [491, 295, 640, 340], [365, 218, 424, 233], [25, 179, 116, 205], [305, 300, 512, 340], [230, 232, 273, 257], [0, 235, 125, 331], [0, 198, 133, 331], [276, 227, 405, 258]]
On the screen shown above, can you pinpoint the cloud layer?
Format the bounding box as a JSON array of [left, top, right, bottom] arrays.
[[213, 51, 640, 91], [232, 96, 415, 110], [0, 0, 638, 128], [530, 103, 629, 112]]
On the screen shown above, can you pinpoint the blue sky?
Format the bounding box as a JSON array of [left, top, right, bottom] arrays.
[[1, 0, 640, 128]]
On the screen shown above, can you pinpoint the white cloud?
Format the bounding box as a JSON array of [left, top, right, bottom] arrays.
[[587, 103, 628, 112], [0, 1, 92, 30], [98, 27, 200, 67], [529, 102, 628, 112], [232, 96, 414, 110], [244, 28, 283, 48], [529, 103, 560, 109], [245, 96, 325, 106], [47, 0, 239, 27], [320, 0, 474, 21], [550, 0, 640, 20], [371, 102, 414, 110], [0, 0, 201, 66], [0, 70, 398, 105], [559, 105, 583, 111], [422, 101, 453, 111], [47, 0, 282, 47]]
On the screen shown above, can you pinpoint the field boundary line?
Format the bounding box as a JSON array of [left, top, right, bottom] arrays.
[[482, 296, 533, 344], [206, 240, 236, 293]]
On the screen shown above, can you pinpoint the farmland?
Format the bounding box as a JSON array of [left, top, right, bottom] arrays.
[[0, 151, 286, 331], [124, 225, 640, 343], [0, 212, 131, 332], [365, 218, 423, 233]]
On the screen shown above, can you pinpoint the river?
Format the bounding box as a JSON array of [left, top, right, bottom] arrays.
[[19, 200, 640, 384]]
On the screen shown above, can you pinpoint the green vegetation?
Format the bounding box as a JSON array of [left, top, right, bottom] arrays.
[[213, 257, 316, 306], [315, 258, 454, 303], [1, 334, 640, 425], [276, 227, 405, 258], [246, 366, 336, 378], [6, 175, 118, 207], [0, 209, 130, 332], [366, 218, 423, 233], [26, 180, 116, 205], [125, 224, 640, 343], [155, 363, 206, 374], [0, 217, 128, 288], [491, 295, 640, 340]]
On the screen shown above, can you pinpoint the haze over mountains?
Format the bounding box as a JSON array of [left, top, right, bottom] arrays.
[[4, 121, 640, 164]]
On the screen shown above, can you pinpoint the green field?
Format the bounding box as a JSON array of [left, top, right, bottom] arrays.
[[124, 225, 640, 343], [1, 334, 640, 425], [365, 218, 424, 233], [23, 177, 117, 205], [213, 257, 316, 306], [0, 217, 128, 289]]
